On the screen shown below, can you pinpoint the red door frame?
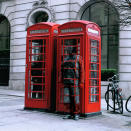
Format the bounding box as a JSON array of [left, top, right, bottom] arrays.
[[56, 35, 84, 113], [84, 36, 101, 113]]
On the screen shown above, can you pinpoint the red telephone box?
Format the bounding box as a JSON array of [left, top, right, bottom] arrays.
[[25, 22, 59, 110], [56, 20, 101, 116]]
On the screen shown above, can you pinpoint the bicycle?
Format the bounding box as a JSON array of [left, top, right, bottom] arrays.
[[105, 75, 123, 114], [125, 95, 131, 113]]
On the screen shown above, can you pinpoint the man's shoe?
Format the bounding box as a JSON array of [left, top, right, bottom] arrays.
[[73, 114, 79, 120], [63, 114, 71, 119]]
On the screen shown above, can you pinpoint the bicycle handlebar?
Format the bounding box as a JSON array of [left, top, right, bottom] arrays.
[[107, 74, 119, 83]]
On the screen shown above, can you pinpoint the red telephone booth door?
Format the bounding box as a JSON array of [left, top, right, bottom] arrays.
[[84, 38, 101, 114], [56, 36, 83, 113], [25, 36, 50, 109]]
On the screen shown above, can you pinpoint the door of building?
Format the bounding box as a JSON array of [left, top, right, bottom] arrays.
[[0, 16, 10, 86]]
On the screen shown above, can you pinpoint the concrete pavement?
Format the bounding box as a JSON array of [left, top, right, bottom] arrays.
[[0, 89, 130, 131]]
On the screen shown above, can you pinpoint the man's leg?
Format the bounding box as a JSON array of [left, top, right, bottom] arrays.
[[73, 86, 80, 120], [63, 85, 72, 119], [69, 85, 80, 120], [69, 85, 75, 117]]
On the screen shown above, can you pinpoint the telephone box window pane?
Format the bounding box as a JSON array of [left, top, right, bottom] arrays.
[[62, 87, 80, 104], [31, 54, 43, 61], [91, 48, 97, 55], [90, 95, 98, 102], [64, 39, 77, 46], [63, 87, 70, 103], [64, 46, 77, 54], [32, 40, 43, 55], [62, 38, 80, 62], [32, 47, 43, 54], [89, 79, 98, 86], [91, 56, 98, 63], [91, 40, 97, 47], [91, 63, 98, 70], [78, 47, 80, 54], [31, 85, 43, 99], [91, 71, 96, 78], [90, 71, 97, 78], [31, 62, 43, 68], [89, 87, 99, 102], [90, 87, 98, 94], [63, 39, 78, 56], [31, 77, 43, 84], [31, 85, 42, 91], [31, 69, 43, 76], [32, 40, 43, 47]]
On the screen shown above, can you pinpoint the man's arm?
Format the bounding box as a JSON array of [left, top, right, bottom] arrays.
[[79, 56, 85, 87]]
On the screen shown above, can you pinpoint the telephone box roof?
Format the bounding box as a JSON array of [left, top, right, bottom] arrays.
[[27, 22, 59, 30], [59, 20, 100, 29], [36, 22, 59, 26], [66, 20, 94, 25]]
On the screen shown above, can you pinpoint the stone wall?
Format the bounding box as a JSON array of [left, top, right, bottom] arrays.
[[0, 0, 35, 90], [0, 0, 131, 98], [119, 25, 131, 99], [0, 0, 74, 90]]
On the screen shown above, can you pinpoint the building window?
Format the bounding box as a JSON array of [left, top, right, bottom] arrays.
[[27, 7, 55, 27], [34, 11, 49, 23], [0, 15, 10, 86], [80, 1, 119, 70]]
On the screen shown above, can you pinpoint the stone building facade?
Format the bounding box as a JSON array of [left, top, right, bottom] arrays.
[[0, 0, 131, 98]]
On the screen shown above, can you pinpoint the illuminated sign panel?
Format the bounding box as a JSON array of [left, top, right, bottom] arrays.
[[61, 28, 83, 33], [30, 29, 49, 34], [88, 28, 99, 35]]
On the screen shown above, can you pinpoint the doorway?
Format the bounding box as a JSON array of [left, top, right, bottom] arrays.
[[0, 15, 10, 85]]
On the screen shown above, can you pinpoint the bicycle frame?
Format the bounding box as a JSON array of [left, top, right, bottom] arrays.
[[105, 75, 123, 114]]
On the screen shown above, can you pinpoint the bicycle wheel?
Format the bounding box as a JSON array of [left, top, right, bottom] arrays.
[[105, 90, 114, 109], [125, 96, 131, 113], [105, 90, 123, 111], [117, 94, 123, 114]]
